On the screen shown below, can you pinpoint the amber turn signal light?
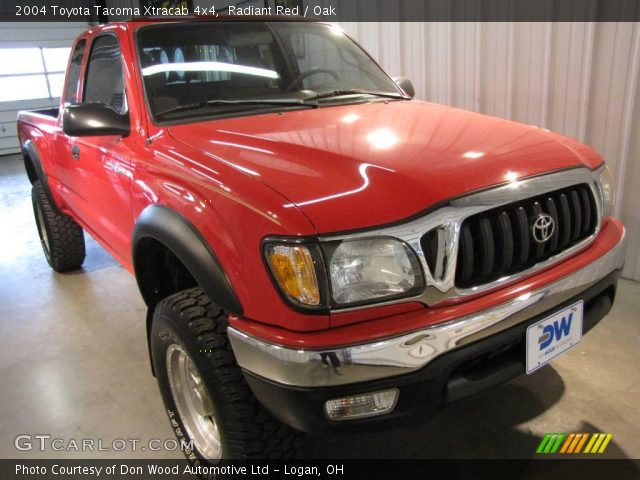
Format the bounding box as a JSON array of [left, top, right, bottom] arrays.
[[265, 244, 321, 306]]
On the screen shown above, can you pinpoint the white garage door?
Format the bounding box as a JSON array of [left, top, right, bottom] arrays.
[[0, 22, 89, 156]]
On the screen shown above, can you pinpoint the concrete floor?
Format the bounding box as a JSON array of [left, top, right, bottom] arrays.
[[0, 153, 638, 460]]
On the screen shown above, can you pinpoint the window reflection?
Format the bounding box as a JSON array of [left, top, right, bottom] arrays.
[[137, 22, 400, 121]]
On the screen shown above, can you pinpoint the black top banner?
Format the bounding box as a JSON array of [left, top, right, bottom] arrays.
[[1, 0, 640, 22]]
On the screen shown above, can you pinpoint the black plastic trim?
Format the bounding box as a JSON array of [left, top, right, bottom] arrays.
[[62, 103, 130, 137], [132, 205, 242, 314], [22, 141, 56, 205]]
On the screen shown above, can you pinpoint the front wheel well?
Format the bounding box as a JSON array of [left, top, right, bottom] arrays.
[[131, 205, 243, 315], [134, 237, 198, 311]]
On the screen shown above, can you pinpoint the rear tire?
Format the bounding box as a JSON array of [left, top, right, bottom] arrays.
[[31, 180, 85, 272], [150, 287, 305, 464]]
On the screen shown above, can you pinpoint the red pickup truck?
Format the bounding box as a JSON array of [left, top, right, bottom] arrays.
[[18, 19, 626, 462]]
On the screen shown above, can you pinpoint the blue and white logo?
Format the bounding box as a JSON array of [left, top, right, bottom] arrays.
[[527, 302, 583, 374], [539, 312, 573, 350]]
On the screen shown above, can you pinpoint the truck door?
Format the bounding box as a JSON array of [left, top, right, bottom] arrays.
[[63, 33, 134, 264], [55, 38, 87, 193]]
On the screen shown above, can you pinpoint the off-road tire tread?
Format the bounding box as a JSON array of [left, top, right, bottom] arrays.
[[32, 180, 85, 272], [155, 287, 306, 459]]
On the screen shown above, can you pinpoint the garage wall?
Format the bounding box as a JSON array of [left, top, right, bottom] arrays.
[[0, 22, 89, 155], [339, 22, 640, 281]]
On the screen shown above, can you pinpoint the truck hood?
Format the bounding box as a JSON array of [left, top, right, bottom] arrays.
[[168, 100, 602, 233]]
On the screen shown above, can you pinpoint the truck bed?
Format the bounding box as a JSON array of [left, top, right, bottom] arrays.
[[29, 107, 59, 118], [18, 107, 59, 124]]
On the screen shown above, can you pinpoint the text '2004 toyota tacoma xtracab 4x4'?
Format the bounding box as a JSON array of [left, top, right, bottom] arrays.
[[17, 19, 626, 462]]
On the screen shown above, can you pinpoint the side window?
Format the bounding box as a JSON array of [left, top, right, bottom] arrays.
[[63, 39, 86, 104], [83, 35, 127, 113]]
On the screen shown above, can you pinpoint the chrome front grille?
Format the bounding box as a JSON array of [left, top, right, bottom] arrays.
[[450, 184, 597, 289], [320, 167, 604, 310]]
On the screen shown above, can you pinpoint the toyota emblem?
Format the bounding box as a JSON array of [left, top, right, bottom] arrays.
[[532, 213, 555, 243]]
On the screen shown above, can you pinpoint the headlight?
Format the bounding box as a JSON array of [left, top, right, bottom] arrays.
[[323, 238, 424, 306], [264, 237, 424, 310], [264, 243, 323, 307], [598, 165, 615, 218]]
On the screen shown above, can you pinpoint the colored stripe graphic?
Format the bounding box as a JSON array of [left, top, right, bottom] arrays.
[[567, 434, 582, 453], [550, 433, 565, 453], [584, 434, 598, 453], [537, 433, 566, 453], [591, 434, 606, 453], [537, 433, 553, 453], [598, 434, 613, 453], [544, 433, 558, 453], [538, 433, 613, 454], [574, 433, 589, 453], [559, 433, 575, 453]]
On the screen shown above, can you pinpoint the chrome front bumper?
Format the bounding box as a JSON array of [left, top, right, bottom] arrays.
[[228, 229, 626, 388]]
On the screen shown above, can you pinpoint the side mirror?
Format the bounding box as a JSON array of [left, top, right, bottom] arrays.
[[62, 103, 130, 137], [393, 77, 415, 99]]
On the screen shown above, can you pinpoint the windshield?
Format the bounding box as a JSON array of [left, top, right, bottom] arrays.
[[136, 22, 403, 122]]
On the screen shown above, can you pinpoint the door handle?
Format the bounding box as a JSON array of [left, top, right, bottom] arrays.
[[71, 145, 80, 161]]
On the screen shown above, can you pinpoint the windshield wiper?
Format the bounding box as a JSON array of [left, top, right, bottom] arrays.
[[206, 98, 319, 107], [305, 89, 408, 101], [156, 98, 318, 117]]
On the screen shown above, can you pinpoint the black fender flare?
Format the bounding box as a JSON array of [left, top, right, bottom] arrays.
[[132, 204, 243, 315], [23, 140, 56, 204]]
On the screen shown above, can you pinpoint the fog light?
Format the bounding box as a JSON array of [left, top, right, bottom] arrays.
[[324, 389, 399, 421]]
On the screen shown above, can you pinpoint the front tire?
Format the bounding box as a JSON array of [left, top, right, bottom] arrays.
[[31, 180, 85, 272], [150, 287, 304, 463]]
